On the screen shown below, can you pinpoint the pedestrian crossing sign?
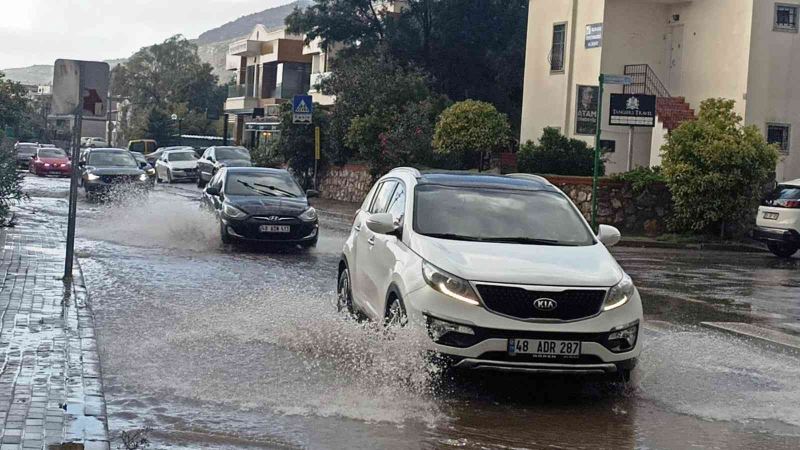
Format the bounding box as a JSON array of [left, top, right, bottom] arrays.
[[292, 95, 313, 124]]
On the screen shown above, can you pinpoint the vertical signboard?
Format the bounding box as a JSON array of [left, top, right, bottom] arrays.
[[609, 94, 656, 127], [575, 85, 599, 135], [292, 95, 313, 124], [585, 23, 603, 49]]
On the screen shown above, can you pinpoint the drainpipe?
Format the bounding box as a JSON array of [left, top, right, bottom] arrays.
[[563, 0, 580, 135]]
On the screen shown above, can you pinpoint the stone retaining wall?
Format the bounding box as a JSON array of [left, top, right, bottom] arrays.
[[318, 164, 374, 203]]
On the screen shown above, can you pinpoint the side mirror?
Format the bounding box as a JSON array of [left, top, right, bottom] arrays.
[[597, 225, 621, 247], [306, 189, 319, 198], [206, 186, 220, 196], [366, 213, 399, 235]]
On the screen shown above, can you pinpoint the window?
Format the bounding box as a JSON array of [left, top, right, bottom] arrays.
[[767, 123, 791, 155], [550, 23, 567, 72], [369, 180, 398, 213], [386, 183, 406, 222], [775, 4, 798, 32]]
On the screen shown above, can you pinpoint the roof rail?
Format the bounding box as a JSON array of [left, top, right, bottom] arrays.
[[389, 167, 422, 177], [506, 173, 551, 185]]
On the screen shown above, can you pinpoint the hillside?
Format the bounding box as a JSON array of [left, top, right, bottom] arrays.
[[197, 1, 309, 45], [0, 65, 56, 86]]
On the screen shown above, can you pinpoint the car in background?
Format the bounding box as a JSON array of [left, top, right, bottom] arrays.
[[754, 179, 800, 258], [29, 147, 71, 177], [197, 146, 252, 188], [128, 139, 158, 156], [145, 146, 195, 167], [155, 149, 199, 183], [201, 167, 319, 247], [14, 143, 39, 169], [79, 148, 151, 200], [81, 137, 108, 148], [130, 151, 157, 184], [337, 169, 642, 381]]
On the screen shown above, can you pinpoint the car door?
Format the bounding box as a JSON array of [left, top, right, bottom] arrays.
[[353, 179, 398, 319], [203, 170, 225, 212], [198, 148, 214, 181], [155, 154, 168, 179], [363, 181, 408, 319]]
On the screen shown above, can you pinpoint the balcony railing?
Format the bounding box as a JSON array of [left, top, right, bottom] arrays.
[[228, 84, 248, 98]]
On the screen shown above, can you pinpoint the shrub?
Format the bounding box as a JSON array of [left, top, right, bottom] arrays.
[[611, 166, 665, 193], [250, 138, 284, 169], [517, 127, 603, 176], [432, 100, 510, 170], [273, 103, 330, 188], [661, 98, 779, 236], [0, 137, 25, 223]]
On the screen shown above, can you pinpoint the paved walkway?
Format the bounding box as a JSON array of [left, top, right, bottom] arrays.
[[0, 210, 109, 449]]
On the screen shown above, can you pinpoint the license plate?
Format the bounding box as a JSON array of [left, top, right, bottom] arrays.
[[508, 339, 581, 357], [764, 212, 779, 220], [259, 225, 290, 233]]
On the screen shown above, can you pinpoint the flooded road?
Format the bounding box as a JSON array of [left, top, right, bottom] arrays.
[[20, 175, 800, 449]]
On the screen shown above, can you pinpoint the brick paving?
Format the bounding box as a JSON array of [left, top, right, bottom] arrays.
[[0, 211, 109, 449]]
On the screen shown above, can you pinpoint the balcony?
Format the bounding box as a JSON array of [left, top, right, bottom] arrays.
[[228, 84, 248, 98], [228, 39, 261, 56]]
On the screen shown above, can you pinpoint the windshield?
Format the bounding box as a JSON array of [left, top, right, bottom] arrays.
[[764, 184, 800, 207], [88, 151, 138, 168], [215, 147, 250, 160], [38, 149, 67, 158], [413, 185, 595, 246], [168, 152, 197, 162], [225, 172, 304, 198], [17, 145, 37, 155]]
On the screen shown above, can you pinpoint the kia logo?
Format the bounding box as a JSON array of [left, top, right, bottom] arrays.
[[533, 298, 558, 311]]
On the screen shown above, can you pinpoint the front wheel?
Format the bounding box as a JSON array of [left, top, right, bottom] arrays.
[[337, 269, 355, 316], [167, 169, 174, 184], [767, 242, 798, 258], [385, 296, 408, 328], [197, 175, 207, 188], [220, 220, 233, 244]]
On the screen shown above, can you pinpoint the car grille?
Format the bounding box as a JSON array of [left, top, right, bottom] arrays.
[[101, 175, 139, 184], [476, 285, 607, 321]]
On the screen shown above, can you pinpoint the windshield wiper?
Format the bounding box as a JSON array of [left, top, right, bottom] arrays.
[[236, 180, 277, 197], [253, 182, 298, 198], [423, 233, 486, 242], [483, 237, 578, 246]]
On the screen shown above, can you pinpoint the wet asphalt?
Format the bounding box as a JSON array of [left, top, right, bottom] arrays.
[[17, 174, 800, 449]]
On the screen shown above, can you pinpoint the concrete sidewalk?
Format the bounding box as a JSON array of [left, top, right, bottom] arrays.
[[0, 211, 109, 449]]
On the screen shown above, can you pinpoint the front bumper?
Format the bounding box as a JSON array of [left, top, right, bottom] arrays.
[[223, 217, 319, 243], [753, 226, 800, 245], [405, 286, 643, 373], [35, 165, 71, 176], [84, 178, 151, 192], [169, 169, 198, 180]]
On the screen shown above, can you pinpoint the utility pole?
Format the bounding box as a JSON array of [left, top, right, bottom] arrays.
[[591, 74, 605, 231], [64, 64, 84, 281]]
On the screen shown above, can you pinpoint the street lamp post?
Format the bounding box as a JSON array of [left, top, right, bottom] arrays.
[[171, 113, 182, 145]]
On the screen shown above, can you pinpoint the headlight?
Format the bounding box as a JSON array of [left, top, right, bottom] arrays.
[[86, 173, 100, 181], [603, 273, 635, 311], [422, 261, 480, 306], [138, 173, 149, 181], [222, 203, 247, 219], [298, 207, 318, 221], [146, 168, 155, 175], [43, 163, 51, 167]]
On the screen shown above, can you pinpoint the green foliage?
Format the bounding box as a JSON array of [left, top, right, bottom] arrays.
[[432, 100, 509, 169], [0, 73, 31, 136], [251, 139, 285, 169], [142, 108, 175, 146], [0, 138, 25, 222], [272, 103, 330, 188], [517, 127, 603, 176], [661, 98, 779, 236], [611, 166, 665, 193]]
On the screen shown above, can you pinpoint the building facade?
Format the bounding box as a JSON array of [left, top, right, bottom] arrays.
[[521, 0, 800, 180], [224, 25, 312, 146]]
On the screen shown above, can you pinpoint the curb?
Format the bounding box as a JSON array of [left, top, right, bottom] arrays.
[[616, 238, 767, 253], [700, 321, 800, 355]]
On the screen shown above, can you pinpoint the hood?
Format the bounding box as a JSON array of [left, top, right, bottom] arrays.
[[411, 235, 623, 287], [219, 159, 252, 168], [39, 157, 70, 164], [226, 195, 308, 216], [168, 160, 198, 170], [86, 167, 144, 176]]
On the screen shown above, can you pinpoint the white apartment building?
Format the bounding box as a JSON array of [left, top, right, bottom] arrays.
[[521, 0, 800, 180]]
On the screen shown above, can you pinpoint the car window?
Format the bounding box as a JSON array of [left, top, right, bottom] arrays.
[[38, 148, 67, 158], [209, 170, 224, 191], [203, 148, 213, 159], [168, 152, 196, 162], [360, 183, 380, 212], [369, 180, 398, 213], [17, 145, 37, 155], [88, 151, 138, 168], [386, 183, 406, 222], [215, 147, 250, 160], [130, 142, 145, 153], [764, 184, 800, 207]]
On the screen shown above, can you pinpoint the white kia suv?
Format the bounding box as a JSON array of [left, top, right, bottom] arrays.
[[338, 168, 643, 379], [754, 179, 800, 258]]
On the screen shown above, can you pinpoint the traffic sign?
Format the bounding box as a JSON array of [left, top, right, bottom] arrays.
[[601, 74, 633, 86], [292, 95, 313, 124], [52, 60, 109, 117]]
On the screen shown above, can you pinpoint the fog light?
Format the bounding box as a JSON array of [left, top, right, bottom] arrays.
[[426, 316, 477, 348], [606, 322, 639, 353]]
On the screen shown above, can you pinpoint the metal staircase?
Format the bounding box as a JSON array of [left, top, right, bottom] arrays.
[[623, 64, 695, 131]]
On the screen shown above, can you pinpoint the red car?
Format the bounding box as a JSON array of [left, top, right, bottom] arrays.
[[29, 147, 72, 177]]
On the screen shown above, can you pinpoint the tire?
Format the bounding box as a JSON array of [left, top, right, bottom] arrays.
[[220, 220, 233, 244], [197, 175, 207, 188], [767, 242, 798, 258], [337, 268, 355, 316], [385, 295, 408, 328], [167, 169, 174, 184]]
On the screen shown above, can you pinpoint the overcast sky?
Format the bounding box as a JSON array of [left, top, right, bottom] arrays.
[[0, 0, 290, 69]]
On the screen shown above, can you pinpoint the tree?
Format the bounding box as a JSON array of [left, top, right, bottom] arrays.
[[0, 73, 31, 136], [272, 103, 331, 188], [142, 108, 175, 146], [432, 100, 509, 170], [0, 136, 25, 223], [517, 127, 602, 176], [661, 98, 779, 237]]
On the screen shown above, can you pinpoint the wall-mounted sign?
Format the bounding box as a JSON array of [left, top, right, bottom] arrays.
[[585, 23, 603, 49], [575, 85, 599, 135], [600, 139, 616, 153], [609, 94, 656, 127]]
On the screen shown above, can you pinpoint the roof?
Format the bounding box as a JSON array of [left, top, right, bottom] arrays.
[[416, 171, 557, 192], [86, 148, 128, 153], [781, 178, 800, 187], [223, 167, 289, 175]]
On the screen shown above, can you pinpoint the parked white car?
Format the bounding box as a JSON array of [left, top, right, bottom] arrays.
[[754, 179, 800, 258], [155, 149, 199, 183], [338, 168, 643, 380], [81, 137, 108, 148]]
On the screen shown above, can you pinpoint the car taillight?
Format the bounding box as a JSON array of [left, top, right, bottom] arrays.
[[786, 200, 800, 208]]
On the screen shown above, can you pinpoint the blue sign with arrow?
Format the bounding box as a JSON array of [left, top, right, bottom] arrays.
[[292, 95, 313, 124]]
